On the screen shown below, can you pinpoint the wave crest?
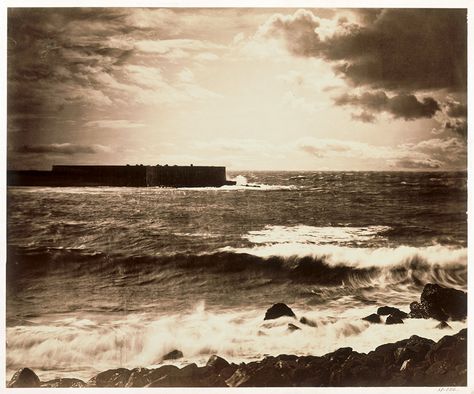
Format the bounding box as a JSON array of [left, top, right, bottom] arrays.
[[8, 244, 467, 290]]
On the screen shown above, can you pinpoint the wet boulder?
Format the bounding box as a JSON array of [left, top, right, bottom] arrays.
[[41, 378, 86, 388], [145, 365, 180, 387], [329, 352, 375, 386], [163, 349, 184, 361], [363, 313, 381, 323], [8, 368, 41, 388], [287, 323, 301, 331], [413, 329, 467, 386], [264, 303, 296, 320], [386, 314, 404, 325], [225, 358, 293, 387], [408, 301, 431, 319], [89, 368, 132, 387], [425, 329, 467, 365], [147, 363, 226, 387], [324, 347, 353, 363], [396, 335, 435, 364], [125, 367, 152, 387], [409, 284, 466, 321], [421, 284, 466, 320], [377, 306, 408, 319], [206, 355, 230, 372], [300, 316, 317, 327], [435, 321, 451, 330]]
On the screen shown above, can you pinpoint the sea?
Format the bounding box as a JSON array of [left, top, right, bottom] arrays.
[[6, 171, 468, 382]]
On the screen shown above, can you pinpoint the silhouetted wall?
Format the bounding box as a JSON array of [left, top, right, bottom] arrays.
[[8, 165, 229, 187]]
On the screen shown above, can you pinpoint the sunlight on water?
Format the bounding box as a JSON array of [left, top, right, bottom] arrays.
[[6, 171, 467, 381]]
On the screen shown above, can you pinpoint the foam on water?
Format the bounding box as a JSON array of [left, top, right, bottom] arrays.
[[6, 172, 467, 382], [6, 302, 466, 382], [243, 224, 391, 245], [222, 243, 467, 269]]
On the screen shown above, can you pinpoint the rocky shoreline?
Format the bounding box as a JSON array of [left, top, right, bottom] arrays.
[[8, 283, 467, 388]]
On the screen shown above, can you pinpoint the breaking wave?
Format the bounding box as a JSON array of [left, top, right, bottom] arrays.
[[8, 244, 467, 291], [6, 300, 467, 382]]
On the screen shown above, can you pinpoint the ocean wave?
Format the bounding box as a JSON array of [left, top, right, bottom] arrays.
[[8, 244, 467, 290]]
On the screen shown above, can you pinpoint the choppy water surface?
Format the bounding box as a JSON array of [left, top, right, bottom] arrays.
[[6, 171, 467, 381]]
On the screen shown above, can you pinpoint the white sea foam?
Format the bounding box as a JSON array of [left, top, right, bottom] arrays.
[[223, 224, 467, 270], [6, 303, 466, 382], [243, 224, 391, 245], [221, 243, 467, 268]]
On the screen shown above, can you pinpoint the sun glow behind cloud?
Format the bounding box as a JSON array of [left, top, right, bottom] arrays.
[[7, 8, 467, 171]]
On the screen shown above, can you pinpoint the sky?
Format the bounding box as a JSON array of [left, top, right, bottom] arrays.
[[7, 8, 468, 171]]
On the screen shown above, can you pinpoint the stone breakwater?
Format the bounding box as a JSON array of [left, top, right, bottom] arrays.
[[7, 283, 467, 388]]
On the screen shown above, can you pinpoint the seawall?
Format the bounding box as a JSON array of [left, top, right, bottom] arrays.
[[8, 165, 235, 187]]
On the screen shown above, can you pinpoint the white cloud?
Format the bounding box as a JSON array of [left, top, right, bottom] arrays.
[[297, 136, 466, 170], [84, 120, 146, 129], [194, 52, 219, 61], [194, 138, 288, 158], [135, 39, 224, 54], [14, 143, 112, 155], [297, 138, 394, 160], [178, 68, 194, 83]]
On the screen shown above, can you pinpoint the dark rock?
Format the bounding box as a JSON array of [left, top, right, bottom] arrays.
[[225, 362, 293, 387], [409, 284, 467, 321], [408, 301, 430, 319], [425, 329, 467, 365], [21, 328, 467, 388], [145, 365, 180, 387], [377, 306, 408, 319], [435, 321, 452, 330], [163, 349, 184, 360], [125, 367, 151, 387], [219, 364, 239, 380], [396, 335, 435, 364], [294, 357, 331, 386], [206, 355, 230, 372], [399, 358, 413, 372], [378, 306, 397, 315], [264, 303, 296, 320], [147, 365, 197, 388], [367, 339, 409, 376], [363, 313, 381, 323], [287, 323, 301, 331], [148, 373, 195, 387], [423, 283, 467, 320], [41, 378, 86, 388], [329, 352, 374, 386], [8, 368, 40, 388], [300, 316, 317, 327], [91, 368, 132, 387], [180, 363, 200, 377], [146, 363, 227, 388], [324, 347, 353, 363], [386, 314, 404, 325], [226, 368, 250, 387]]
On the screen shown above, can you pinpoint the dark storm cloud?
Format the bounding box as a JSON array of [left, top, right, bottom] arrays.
[[351, 111, 376, 123], [7, 8, 136, 120], [14, 143, 110, 155], [388, 95, 440, 120], [443, 119, 467, 138], [445, 101, 467, 118], [334, 91, 440, 120], [265, 9, 467, 92]]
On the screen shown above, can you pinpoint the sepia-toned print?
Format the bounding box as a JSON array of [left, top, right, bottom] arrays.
[[6, 8, 467, 388]]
